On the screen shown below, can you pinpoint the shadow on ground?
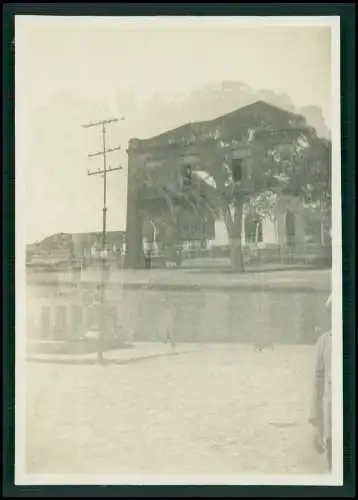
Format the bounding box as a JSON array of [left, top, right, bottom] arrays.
[[28, 340, 134, 355], [26, 350, 185, 366]]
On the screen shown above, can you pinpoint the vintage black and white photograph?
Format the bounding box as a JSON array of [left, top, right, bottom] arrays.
[[15, 15, 342, 485]]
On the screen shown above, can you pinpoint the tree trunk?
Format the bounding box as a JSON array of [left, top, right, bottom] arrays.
[[230, 237, 245, 272], [164, 217, 178, 265], [229, 194, 245, 273]]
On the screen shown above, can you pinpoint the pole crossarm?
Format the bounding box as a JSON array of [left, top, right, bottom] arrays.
[[82, 117, 124, 129], [88, 146, 122, 158], [88, 166, 123, 176]]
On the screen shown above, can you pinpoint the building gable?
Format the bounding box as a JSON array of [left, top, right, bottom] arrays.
[[129, 101, 307, 153]]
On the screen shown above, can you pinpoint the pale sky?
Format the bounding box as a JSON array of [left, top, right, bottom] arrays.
[[15, 16, 334, 243]]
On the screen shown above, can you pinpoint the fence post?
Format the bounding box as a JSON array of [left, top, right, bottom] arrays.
[[69, 304, 83, 340], [40, 305, 52, 340], [105, 304, 119, 342], [53, 305, 67, 340]]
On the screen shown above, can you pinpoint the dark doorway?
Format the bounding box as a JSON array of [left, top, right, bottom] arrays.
[[257, 220, 263, 243], [285, 210, 295, 245], [231, 159, 243, 182]]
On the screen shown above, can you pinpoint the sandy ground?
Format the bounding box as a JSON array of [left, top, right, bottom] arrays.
[[24, 344, 328, 477]]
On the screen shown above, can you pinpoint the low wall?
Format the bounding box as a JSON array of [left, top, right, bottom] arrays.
[[209, 243, 331, 267], [26, 269, 331, 346]]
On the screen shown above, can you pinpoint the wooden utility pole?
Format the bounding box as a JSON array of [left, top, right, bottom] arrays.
[[82, 117, 124, 361]]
